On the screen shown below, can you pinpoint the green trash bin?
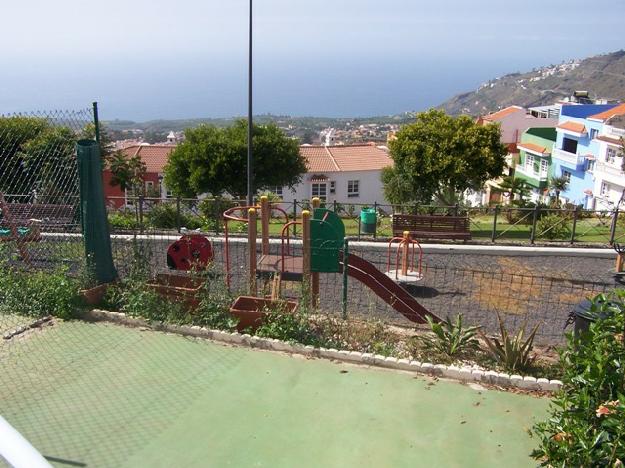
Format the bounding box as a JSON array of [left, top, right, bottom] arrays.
[[360, 208, 377, 234]]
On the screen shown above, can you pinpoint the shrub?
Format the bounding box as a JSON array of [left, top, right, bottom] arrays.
[[108, 212, 140, 231], [0, 266, 80, 319], [420, 314, 480, 359], [480, 312, 538, 372], [531, 292, 625, 466], [536, 213, 571, 240], [256, 308, 324, 347], [198, 197, 238, 233], [147, 202, 202, 230]]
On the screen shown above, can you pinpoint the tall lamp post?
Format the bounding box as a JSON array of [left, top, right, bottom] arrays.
[[247, 0, 254, 206]]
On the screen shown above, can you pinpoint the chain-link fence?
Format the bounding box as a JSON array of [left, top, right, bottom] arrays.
[[0, 107, 95, 271]]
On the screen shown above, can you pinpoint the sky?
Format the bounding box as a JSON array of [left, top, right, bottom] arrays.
[[1, 0, 624, 120]]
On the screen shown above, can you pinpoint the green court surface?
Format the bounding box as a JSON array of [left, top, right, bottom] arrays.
[[0, 320, 548, 467]]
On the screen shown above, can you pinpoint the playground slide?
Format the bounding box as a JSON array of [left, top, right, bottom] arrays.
[[338, 252, 440, 324]]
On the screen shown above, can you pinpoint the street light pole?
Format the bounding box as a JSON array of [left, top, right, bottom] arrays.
[[247, 0, 254, 206]]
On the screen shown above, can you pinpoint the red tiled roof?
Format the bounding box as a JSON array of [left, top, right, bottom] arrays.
[[121, 145, 175, 173], [517, 142, 548, 155], [557, 121, 586, 134], [300, 145, 392, 173], [596, 135, 623, 146], [482, 106, 524, 122], [588, 103, 625, 122]]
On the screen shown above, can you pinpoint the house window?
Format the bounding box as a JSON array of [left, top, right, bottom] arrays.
[[311, 182, 327, 200], [145, 181, 154, 196], [606, 147, 618, 164], [125, 188, 135, 206], [587, 159, 596, 172], [562, 137, 578, 154], [590, 128, 599, 139], [540, 159, 548, 176], [347, 180, 360, 198], [329, 181, 336, 194], [525, 154, 534, 171], [601, 181, 609, 196], [562, 170, 571, 183], [269, 186, 283, 197]]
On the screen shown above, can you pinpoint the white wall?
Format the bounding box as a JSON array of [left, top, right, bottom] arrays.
[[495, 111, 558, 144], [274, 169, 388, 212]]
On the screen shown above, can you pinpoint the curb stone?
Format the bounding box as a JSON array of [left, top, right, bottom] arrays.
[[84, 309, 563, 393]]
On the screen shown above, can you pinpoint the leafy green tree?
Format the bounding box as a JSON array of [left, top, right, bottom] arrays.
[[164, 120, 306, 198], [548, 176, 569, 207], [386, 109, 507, 205]]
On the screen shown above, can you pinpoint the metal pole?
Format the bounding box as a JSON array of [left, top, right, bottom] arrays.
[[373, 201, 378, 239], [342, 238, 349, 320], [246, 0, 254, 206], [570, 206, 578, 244], [491, 205, 499, 243], [530, 205, 540, 245], [176, 196, 182, 233], [92, 101, 100, 144], [610, 208, 619, 245]]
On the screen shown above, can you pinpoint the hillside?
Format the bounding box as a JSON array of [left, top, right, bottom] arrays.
[[440, 50, 625, 116]]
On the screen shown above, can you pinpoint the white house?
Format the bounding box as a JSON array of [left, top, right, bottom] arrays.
[[588, 104, 625, 210], [269, 144, 393, 211]]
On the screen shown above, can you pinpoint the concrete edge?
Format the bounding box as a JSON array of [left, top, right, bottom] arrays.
[[83, 309, 563, 393]]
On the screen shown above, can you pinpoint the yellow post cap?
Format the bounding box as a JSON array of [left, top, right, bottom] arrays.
[[260, 195, 268, 202], [248, 208, 257, 215], [403, 230, 410, 239], [302, 210, 310, 216]]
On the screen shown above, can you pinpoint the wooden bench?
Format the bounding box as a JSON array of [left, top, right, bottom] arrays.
[[392, 214, 471, 241]]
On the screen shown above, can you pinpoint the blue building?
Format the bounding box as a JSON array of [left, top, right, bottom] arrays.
[[551, 104, 618, 207]]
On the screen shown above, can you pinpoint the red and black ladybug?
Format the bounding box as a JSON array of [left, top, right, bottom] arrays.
[[167, 234, 214, 270]]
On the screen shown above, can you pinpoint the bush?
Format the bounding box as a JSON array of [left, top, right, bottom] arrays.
[[420, 314, 480, 360], [0, 266, 80, 319], [531, 292, 625, 466], [198, 197, 238, 233], [536, 213, 571, 240], [108, 212, 140, 231], [256, 307, 324, 347], [147, 202, 202, 230]]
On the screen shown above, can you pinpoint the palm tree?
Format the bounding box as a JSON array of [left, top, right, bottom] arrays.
[[493, 176, 531, 206], [549, 176, 569, 208]]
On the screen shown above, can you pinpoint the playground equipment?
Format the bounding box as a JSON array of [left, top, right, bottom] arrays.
[[224, 197, 440, 329], [385, 231, 423, 283], [614, 243, 625, 275], [167, 231, 214, 271]]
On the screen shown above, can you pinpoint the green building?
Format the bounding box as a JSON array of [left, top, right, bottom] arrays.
[[514, 127, 557, 202]]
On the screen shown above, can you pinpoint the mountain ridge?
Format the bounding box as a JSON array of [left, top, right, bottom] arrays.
[[439, 50, 625, 116]]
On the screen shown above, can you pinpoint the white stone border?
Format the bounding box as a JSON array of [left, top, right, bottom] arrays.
[[84, 309, 563, 393]]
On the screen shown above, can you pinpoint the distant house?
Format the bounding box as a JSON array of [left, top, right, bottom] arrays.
[[103, 143, 393, 211], [269, 144, 393, 210], [514, 127, 557, 203], [551, 103, 620, 208], [473, 106, 558, 205], [103, 145, 175, 209]]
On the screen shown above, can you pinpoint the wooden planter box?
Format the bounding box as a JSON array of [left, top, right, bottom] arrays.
[[147, 273, 205, 309], [79, 283, 111, 306], [229, 296, 298, 332]]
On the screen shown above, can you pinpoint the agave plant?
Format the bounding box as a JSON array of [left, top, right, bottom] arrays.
[[480, 312, 539, 372], [420, 314, 481, 358]]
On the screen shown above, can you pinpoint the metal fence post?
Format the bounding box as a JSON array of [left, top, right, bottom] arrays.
[[373, 201, 378, 239], [293, 199, 298, 236], [342, 238, 349, 320], [453, 203, 459, 216], [609, 208, 619, 245], [530, 205, 540, 244], [570, 206, 579, 244], [138, 196, 145, 234], [333, 200, 337, 213], [491, 205, 499, 243], [176, 196, 182, 233]]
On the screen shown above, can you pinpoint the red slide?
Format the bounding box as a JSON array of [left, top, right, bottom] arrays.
[[338, 252, 440, 324]]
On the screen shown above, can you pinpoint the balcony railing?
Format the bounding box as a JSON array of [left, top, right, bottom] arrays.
[[515, 165, 548, 181], [596, 161, 625, 178], [552, 148, 585, 169]]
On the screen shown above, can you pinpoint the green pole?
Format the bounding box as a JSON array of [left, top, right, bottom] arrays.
[[92, 102, 101, 144], [342, 238, 349, 320], [77, 139, 117, 284]]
